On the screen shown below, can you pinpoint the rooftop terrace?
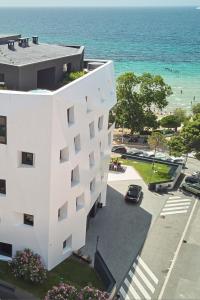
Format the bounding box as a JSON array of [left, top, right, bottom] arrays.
[[0, 34, 83, 66]]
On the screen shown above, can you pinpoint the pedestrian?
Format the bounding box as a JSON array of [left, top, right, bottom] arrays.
[[193, 96, 196, 101], [181, 90, 183, 94]]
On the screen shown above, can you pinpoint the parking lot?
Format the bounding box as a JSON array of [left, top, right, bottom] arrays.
[[83, 166, 168, 286]]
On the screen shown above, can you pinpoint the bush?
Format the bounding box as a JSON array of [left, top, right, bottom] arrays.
[[45, 284, 111, 300], [79, 285, 110, 300], [45, 283, 78, 300], [63, 71, 86, 85], [9, 248, 47, 283]]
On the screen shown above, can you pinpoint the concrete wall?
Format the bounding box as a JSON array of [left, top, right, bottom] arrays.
[[0, 60, 116, 270], [0, 64, 19, 90]]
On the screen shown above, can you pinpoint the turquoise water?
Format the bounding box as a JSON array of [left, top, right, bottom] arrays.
[[0, 7, 199, 110]]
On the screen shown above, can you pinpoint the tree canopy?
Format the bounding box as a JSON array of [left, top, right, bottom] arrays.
[[115, 72, 172, 133], [192, 103, 200, 115], [168, 114, 200, 158], [160, 115, 181, 131], [173, 108, 188, 124], [148, 132, 166, 152]]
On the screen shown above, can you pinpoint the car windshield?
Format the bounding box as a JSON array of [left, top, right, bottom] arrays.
[[128, 186, 140, 196]]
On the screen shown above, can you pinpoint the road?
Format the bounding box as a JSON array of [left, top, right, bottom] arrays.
[[118, 189, 199, 300], [161, 200, 200, 300]]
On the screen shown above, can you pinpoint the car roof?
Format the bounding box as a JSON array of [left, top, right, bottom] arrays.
[[129, 184, 141, 189]]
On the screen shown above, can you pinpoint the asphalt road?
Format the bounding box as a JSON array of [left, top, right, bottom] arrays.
[[162, 201, 200, 300], [118, 189, 199, 300]]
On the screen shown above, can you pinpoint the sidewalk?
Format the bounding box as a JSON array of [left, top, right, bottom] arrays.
[[0, 280, 37, 300]]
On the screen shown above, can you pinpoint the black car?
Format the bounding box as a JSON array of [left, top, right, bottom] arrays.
[[185, 176, 199, 184], [125, 184, 142, 203], [111, 146, 127, 154]]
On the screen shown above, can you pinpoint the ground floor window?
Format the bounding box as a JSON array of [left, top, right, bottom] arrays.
[[0, 242, 12, 257]]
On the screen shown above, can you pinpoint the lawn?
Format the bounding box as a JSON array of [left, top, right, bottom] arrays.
[[0, 256, 104, 299], [120, 158, 172, 183]]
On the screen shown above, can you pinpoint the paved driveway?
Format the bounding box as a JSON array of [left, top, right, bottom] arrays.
[[83, 168, 167, 287]]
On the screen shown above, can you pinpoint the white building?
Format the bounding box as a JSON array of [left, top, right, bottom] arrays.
[[0, 34, 116, 270]]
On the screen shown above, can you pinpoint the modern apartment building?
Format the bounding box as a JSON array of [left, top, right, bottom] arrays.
[[0, 34, 116, 270]]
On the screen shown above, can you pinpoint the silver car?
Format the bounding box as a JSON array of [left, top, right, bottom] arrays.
[[180, 182, 200, 197]]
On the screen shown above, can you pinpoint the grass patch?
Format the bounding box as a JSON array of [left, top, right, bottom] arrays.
[[0, 256, 104, 299], [120, 158, 172, 183]]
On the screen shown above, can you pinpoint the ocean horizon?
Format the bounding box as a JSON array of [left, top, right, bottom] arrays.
[[0, 6, 199, 111]]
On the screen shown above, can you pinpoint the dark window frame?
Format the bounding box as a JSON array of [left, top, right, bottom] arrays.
[[24, 214, 34, 226], [0, 179, 6, 194], [63, 240, 67, 249], [0, 116, 7, 145], [0, 73, 5, 82], [22, 152, 34, 166]]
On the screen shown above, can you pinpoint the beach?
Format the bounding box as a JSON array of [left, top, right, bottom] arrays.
[[0, 7, 199, 111]]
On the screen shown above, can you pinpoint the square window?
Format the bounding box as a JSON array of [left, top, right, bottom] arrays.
[[60, 147, 69, 163], [24, 214, 34, 226], [0, 179, 6, 195], [67, 106, 74, 126], [89, 121, 95, 139], [22, 152, 34, 166], [74, 134, 81, 153], [0, 116, 7, 144], [63, 235, 72, 252], [76, 193, 84, 211], [98, 116, 103, 131]]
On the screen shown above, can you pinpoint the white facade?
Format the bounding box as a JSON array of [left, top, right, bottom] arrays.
[[0, 60, 116, 270]]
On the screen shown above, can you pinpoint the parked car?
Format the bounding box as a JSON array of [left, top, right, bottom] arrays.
[[126, 137, 139, 143], [125, 184, 142, 203], [192, 171, 200, 177], [185, 176, 199, 184], [126, 150, 144, 156], [111, 146, 127, 154], [180, 182, 200, 197]]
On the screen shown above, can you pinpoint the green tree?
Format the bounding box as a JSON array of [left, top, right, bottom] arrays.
[[160, 115, 181, 132], [143, 111, 159, 131], [148, 132, 166, 172], [115, 72, 172, 133], [173, 108, 188, 124], [168, 114, 200, 160], [181, 114, 200, 153], [192, 103, 200, 115], [168, 135, 187, 157]]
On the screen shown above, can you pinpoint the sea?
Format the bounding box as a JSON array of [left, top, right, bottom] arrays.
[[0, 6, 199, 111]]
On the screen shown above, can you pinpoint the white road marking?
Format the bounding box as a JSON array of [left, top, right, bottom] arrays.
[[129, 270, 151, 299], [161, 210, 188, 216], [137, 256, 159, 284], [119, 287, 130, 300], [167, 199, 191, 203], [163, 206, 190, 211], [124, 278, 141, 300], [165, 202, 191, 207], [133, 263, 155, 293], [168, 196, 181, 199], [158, 199, 198, 300]]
